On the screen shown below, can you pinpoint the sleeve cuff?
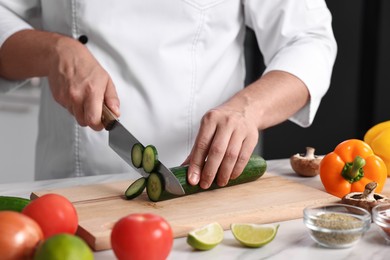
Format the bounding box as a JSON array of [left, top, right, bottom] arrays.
[[0, 6, 33, 48], [263, 39, 336, 127]]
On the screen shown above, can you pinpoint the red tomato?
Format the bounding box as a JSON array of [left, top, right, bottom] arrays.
[[22, 193, 78, 239], [0, 211, 44, 260], [111, 213, 173, 260]]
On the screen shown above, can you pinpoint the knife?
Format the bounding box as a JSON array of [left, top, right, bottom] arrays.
[[101, 104, 185, 195]]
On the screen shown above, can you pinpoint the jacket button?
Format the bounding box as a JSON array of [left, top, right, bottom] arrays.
[[78, 35, 88, 44]]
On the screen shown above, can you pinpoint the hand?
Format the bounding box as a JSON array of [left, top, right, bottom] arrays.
[[185, 104, 259, 189], [47, 37, 120, 130], [184, 70, 311, 189]]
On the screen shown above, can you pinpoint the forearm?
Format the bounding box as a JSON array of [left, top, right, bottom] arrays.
[[224, 70, 310, 130], [0, 29, 76, 80]]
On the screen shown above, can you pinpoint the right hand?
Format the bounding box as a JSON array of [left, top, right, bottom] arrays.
[[47, 36, 120, 131]]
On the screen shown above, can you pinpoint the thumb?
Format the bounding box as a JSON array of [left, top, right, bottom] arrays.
[[104, 78, 120, 117]]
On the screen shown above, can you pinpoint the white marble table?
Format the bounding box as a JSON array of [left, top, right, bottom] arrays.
[[1, 159, 390, 260]]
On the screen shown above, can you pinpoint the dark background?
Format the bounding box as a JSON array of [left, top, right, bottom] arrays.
[[244, 0, 390, 159]]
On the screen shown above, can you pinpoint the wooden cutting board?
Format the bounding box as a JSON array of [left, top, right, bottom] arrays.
[[31, 172, 338, 251]]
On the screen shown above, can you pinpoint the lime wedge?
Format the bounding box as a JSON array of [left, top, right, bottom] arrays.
[[187, 222, 224, 250], [231, 223, 279, 248]]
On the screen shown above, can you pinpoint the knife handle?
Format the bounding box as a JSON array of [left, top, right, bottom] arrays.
[[101, 104, 117, 130]]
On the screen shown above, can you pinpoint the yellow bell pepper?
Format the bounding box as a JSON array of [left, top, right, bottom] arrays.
[[364, 121, 390, 176]]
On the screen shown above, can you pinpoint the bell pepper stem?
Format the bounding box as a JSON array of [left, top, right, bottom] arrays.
[[341, 156, 366, 183]]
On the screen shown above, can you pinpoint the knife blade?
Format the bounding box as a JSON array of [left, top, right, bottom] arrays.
[[101, 104, 185, 195]]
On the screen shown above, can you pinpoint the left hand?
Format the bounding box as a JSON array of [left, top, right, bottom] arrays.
[[185, 104, 259, 189], [184, 70, 310, 189]]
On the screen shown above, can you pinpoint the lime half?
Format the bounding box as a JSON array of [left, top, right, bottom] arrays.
[[187, 222, 224, 250], [231, 223, 279, 248]]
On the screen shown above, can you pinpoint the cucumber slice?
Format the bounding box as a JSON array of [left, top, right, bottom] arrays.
[[131, 143, 144, 168], [0, 196, 30, 212], [142, 145, 159, 173], [146, 173, 165, 202], [125, 177, 147, 200]]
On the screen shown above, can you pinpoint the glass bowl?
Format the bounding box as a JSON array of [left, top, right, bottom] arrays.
[[372, 203, 390, 242], [303, 203, 371, 248]]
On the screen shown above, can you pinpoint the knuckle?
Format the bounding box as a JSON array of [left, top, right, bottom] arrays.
[[201, 168, 216, 182], [237, 153, 250, 165], [68, 87, 80, 103], [208, 145, 224, 157], [224, 150, 239, 162], [84, 81, 96, 95], [223, 115, 236, 125], [195, 138, 210, 152], [203, 171, 215, 180], [202, 109, 219, 123]]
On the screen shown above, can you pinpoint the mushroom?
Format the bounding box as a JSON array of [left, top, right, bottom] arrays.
[[290, 147, 323, 177], [342, 182, 389, 213]]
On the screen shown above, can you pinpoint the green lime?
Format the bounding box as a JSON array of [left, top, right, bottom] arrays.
[[230, 223, 279, 248], [187, 222, 224, 250], [34, 234, 94, 260]]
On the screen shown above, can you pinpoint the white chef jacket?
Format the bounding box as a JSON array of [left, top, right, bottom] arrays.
[[0, 0, 337, 180]]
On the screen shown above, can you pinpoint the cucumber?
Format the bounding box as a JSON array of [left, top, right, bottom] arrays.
[[146, 173, 164, 202], [146, 154, 267, 202], [131, 143, 144, 168], [125, 177, 147, 199], [142, 145, 159, 173], [0, 196, 30, 212]]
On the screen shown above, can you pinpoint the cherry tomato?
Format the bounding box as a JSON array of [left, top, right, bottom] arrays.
[[22, 193, 78, 239], [0, 211, 44, 260], [111, 213, 173, 260]]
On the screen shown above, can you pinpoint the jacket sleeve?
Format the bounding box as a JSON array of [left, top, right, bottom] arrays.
[[0, 1, 41, 93], [244, 0, 337, 127]]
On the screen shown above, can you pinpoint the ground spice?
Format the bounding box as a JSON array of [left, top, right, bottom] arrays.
[[312, 212, 364, 247]]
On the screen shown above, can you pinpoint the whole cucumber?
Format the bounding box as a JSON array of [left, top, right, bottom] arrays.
[[147, 154, 267, 202], [0, 196, 30, 212]]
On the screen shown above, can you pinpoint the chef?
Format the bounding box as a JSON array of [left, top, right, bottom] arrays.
[[0, 1, 336, 189]]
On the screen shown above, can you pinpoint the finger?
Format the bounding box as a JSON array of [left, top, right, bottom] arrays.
[[187, 117, 217, 186], [84, 94, 104, 131], [49, 81, 71, 114], [72, 104, 87, 127], [82, 81, 104, 130], [104, 78, 120, 117], [85, 78, 117, 131], [68, 86, 87, 127], [199, 125, 232, 189], [230, 134, 258, 180], [215, 130, 243, 187]]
